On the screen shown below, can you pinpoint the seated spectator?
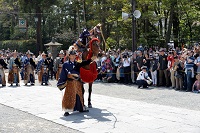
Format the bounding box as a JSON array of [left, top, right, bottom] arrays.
[[136, 66, 152, 88], [102, 61, 113, 83], [192, 74, 200, 93], [98, 61, 107, 81]]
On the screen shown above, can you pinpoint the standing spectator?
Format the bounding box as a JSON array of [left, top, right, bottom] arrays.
[[136, 50, 145, 71], [150, 53, 159, 86], [185, 52, 195, 92], [167, 51, 175, 88], [194, 53, 200, 74], [174, 56, 184, 90], [158, 49, 170, 87], [113, 52, 120, 82], [118, 59, 124, 83], [122, 53, 131, 84]]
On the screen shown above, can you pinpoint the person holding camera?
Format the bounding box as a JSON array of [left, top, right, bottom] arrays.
[[122, 53, 131, 84]]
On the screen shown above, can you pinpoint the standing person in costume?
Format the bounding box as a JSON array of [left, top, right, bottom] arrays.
[[54, 50, 65, 80], [0, 52, 8, 87], [57, 50, 95, 116], [36, 52, 49, 85], [23, 50, 36, 86], [8, 50, 21, 86], [47, 53, 54, 80]]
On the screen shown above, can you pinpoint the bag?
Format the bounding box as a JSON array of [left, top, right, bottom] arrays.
[[175, 71, 183, 78], [146, 79, 152, 85]]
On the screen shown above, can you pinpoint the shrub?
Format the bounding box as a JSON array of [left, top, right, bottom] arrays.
[[0, 39, 37, 54]]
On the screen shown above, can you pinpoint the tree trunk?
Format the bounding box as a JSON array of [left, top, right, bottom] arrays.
[[172, 0, 179, 48], [36, 6, 42, 54], [165, 4, 174, 49], [82, 0, 87, 27]]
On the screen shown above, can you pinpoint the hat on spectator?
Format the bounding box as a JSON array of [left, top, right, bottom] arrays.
[[141, 66, 147, 70], [159, 48, 165, 52]]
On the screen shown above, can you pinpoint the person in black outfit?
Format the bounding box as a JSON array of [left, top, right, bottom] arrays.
[[0, 52, 7, 87], [47, 53, 54, 80]]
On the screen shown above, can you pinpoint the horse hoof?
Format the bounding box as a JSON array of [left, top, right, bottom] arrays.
[[88, 104, 92, 108]]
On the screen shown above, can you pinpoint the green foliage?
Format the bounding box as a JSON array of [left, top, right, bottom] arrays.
[[0, 0, 200, 52], [0, 39, 36, 53], [54, 30, 77, 50]]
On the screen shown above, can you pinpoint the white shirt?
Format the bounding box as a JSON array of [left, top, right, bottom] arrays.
[[195, 56, 200, 73], [136, 71, 149, 80], [123, 58, 131, 67], [101, 56, 107, 65]]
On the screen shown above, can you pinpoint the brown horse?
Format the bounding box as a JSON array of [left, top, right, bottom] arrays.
[[74, 24, 102, 108], [79, 38, 100, 108]]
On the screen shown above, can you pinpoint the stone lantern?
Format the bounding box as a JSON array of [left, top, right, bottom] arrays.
[[44, 38, 63, 59]]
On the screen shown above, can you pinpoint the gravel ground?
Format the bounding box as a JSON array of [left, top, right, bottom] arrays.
[[1, 72, 200, 133], [0, 104, 82, 133], [45, 78, 200, 111]]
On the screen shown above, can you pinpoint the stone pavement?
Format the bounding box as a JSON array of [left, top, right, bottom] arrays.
[[0, 85, 200, 133]]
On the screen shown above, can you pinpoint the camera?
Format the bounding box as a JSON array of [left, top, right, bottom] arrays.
[[123, 55, 127, 58]]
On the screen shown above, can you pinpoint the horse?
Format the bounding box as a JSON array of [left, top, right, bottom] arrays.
[[74, 24, 102, 108]]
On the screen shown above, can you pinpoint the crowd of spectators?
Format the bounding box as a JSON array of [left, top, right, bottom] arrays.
[[1, 44, 200, 93], [95, 44, 200, 93]]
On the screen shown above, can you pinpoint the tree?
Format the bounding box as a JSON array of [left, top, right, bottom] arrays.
[[18, 0, 60, 53]]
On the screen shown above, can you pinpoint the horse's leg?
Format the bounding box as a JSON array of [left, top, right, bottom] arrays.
[[88, 82, 92, 108]]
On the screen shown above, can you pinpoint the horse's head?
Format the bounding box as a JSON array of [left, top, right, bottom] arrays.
[[89, 38, 101, 56], [89, 23, 102, 38]]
